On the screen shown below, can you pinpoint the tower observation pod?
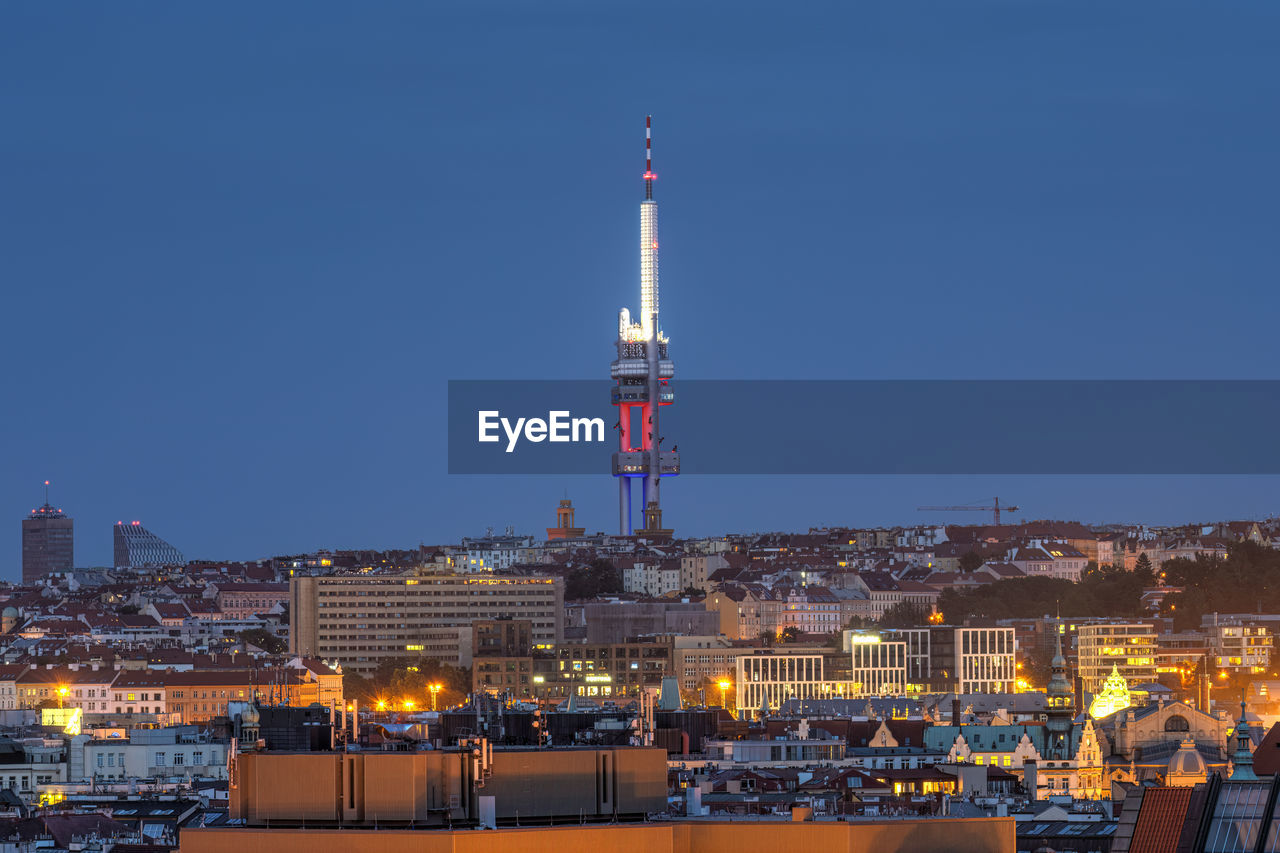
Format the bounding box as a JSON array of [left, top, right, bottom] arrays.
[[612, 116, 678, 538]]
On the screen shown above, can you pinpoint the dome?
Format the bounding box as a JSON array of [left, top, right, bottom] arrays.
[[1166, 738, 1208, 786], [240, 704, 260, 725], [2, 607, 17, 618]]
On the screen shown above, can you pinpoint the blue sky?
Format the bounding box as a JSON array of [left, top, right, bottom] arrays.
[[2, 2, 1278, 571]]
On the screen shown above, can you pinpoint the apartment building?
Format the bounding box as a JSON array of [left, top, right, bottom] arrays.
[[290, 572, 564, 675], [1077, 622, 1157, 693]]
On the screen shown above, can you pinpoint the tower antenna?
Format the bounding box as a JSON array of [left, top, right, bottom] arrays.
[[644, 115, 654, 200]]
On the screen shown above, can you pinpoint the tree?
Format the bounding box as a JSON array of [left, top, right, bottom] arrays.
[[344, 656, 473, 709], [1134, 553, 1154, 576], [958, 551, 984, 574], [236, 628, 286, 654], [779, 626, 802, 643], [878, 602, 931, 628], [565, 559, 623, 601]]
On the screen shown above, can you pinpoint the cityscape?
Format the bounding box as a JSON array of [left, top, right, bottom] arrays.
[[6, 3, 1279, 853]]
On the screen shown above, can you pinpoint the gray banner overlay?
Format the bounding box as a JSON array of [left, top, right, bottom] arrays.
[[448, 380, 1280, 474]]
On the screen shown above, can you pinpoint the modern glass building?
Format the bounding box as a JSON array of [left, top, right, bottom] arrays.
[[113, 521, 185, 569]]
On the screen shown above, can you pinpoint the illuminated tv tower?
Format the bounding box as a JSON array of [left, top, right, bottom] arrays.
[[612, 116, 678, 538]]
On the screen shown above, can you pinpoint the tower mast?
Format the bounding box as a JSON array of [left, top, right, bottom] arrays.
[[612, 116, 678, 538]]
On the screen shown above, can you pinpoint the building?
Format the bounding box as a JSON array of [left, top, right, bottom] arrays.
[[181, 819, 1016, 853], [472, 639, 673, 701], [567, 600, 718, 644], [289, 572, 564, 675], [849, 634, 908, 698], [545, 499, 585, 540], [621, 558, 682, 597], [113, 521, 184, 569], [472, 619, 533, 659], [736, 649, 842, 715], [880, 625, 1017, 694], [22, 500, 73, 584], [1076, 621, 1157, 693], [72, 726, 226, 782], [672, 636, 741, 695], [206, 582, 290, 619], [1204, 616, 1272, 675]]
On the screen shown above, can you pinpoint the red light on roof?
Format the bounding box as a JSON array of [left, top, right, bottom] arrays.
[[643, 171, 657, 180], [132, 521, 140, 525]]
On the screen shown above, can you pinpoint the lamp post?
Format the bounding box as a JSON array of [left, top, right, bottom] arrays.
[[57, 686, 68, 710], [430, 683, 442, 711], [718, 680, 731, 710]]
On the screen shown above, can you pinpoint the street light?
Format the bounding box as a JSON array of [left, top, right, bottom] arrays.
[[403, 699, 415, 712], [376, 699, 387, 713], [57, 686, 68, 710], [718, 680, 731, 709], [430, 683, 442, 711]]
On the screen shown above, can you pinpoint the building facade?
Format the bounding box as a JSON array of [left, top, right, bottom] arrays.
[[22, 504, 74, 584], [1077, 622, 1157, 693], [113, 521, 185, 569], [290, 573, 564, 675]]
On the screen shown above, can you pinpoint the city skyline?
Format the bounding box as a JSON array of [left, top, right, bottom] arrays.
[[5, 2, 1280, 571]]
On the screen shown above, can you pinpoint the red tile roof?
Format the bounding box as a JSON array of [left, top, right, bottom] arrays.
[[1129, 785, 1195, 853]]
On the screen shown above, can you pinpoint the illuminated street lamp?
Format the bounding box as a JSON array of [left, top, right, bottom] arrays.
[[430, 683, 442, 711], [57, 686, 68, 710], [403, 699, 415, 712], [376, 699, 387, 713], [718, 680, 731, 709]]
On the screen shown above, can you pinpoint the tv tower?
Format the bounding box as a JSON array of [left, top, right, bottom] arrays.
[[612, 116, 678, 538]]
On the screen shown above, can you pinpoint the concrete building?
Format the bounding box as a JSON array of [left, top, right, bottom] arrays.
[[21, 502, 73, 584], [181, 819, 1016, 853], [72, 727, 226, 783], [289, 573, 564, 675], [566, 600, 718, 644], [225, 746, 668, 827]]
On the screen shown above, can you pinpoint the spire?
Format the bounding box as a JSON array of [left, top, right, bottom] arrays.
[[1230, 695, 1257, 780]]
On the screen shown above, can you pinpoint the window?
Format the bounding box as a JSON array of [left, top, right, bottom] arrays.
[[154, 752, 165, 766], [173, 754, 184, 765], [1166, 715, 1190, 733]]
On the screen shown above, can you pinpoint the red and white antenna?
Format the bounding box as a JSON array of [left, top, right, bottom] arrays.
[[644, 115, 655, 200]]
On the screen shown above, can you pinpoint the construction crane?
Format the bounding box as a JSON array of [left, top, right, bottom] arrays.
[[917, 497, 1019, 526]]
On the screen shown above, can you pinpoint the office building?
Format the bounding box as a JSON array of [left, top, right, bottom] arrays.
[[849, 634, 908, 697], [21, 500, 73, 584], [736, 649, 842, 715], [290, 573, 564, 675], [113, 520, 185, 569], [880, 625, 1017, 694]]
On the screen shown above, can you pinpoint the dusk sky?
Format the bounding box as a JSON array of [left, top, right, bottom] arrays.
[[3, 2, 1279, 572]]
